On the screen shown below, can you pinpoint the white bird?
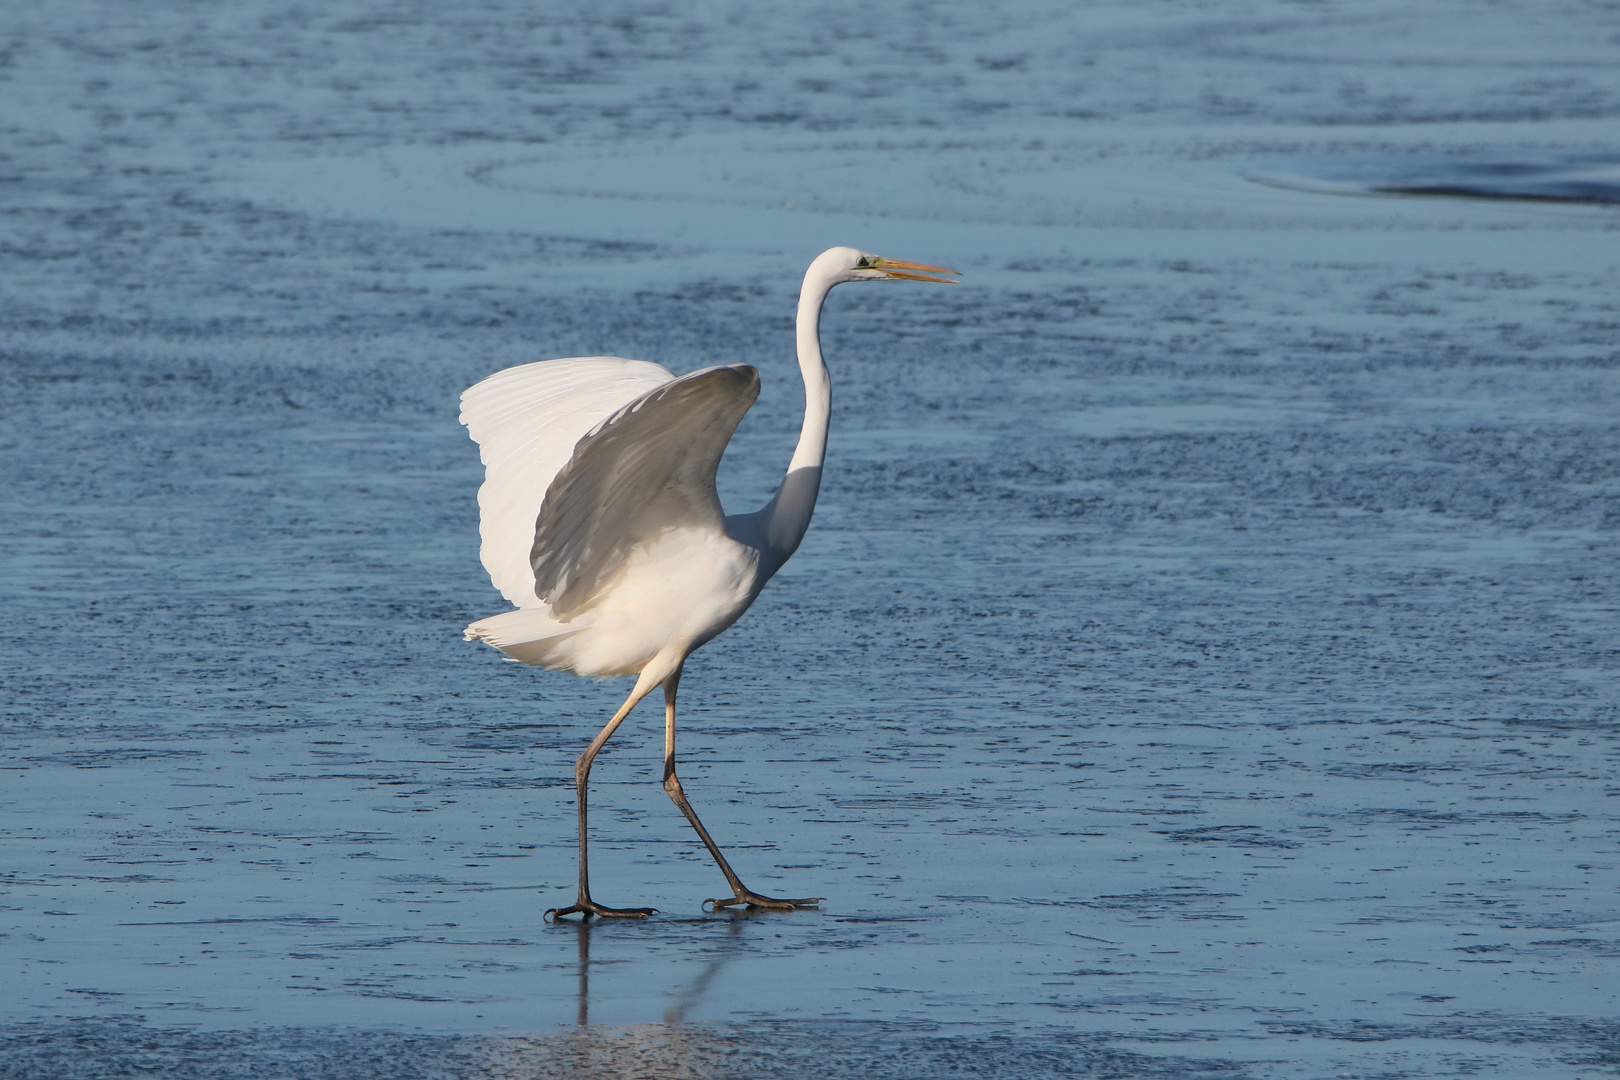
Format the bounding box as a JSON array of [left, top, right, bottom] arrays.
[[460, 246, 958, 919]]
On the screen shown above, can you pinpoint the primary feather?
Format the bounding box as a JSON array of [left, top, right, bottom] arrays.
[[460, 356, 672, 608]]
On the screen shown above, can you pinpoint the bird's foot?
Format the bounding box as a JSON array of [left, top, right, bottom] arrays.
[[704, 889, 824, 912], [545, 898, 657, 921]]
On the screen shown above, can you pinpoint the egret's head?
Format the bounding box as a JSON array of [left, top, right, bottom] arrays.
[[813, 246, 960, 286]]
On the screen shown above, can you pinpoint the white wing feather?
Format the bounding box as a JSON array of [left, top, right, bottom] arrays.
[[461, 357, 674, 607], [534, 365, 761, 616]]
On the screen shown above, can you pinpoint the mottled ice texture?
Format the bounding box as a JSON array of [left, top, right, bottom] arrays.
[[2, 2, 1618, 1078]]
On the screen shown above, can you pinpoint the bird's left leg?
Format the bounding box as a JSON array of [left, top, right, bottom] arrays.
[[660, 664, 823, 912], [546, 683, 660, 921]]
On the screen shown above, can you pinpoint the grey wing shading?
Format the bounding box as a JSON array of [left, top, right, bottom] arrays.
[[532, 364, 762, 616]]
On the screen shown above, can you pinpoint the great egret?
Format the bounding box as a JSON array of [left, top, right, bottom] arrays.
[[461, 246, 958, 919]]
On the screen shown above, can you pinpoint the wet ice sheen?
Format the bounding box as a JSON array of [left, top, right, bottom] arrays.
[[2, 1, 1618, 1078]]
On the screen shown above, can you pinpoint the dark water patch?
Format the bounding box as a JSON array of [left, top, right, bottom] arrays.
[[251, 772, 410, 783], [343, 986, 455, 1003], [1251, 156, 1620, 205], [312, 937, 426, 951], [439, 774, 573, 789], [1154, 825, 1301, 849], [1087, 806, 1207, 817], [1320, 761, 1463, 779], [1338, 808, 1582, 827], [1262, 1014, 1620, 1053], [1519, 912, 1620, 931], [1375, 160, 1620, 205], [118, 915, 343, 927], [1082, 888, 1243, 918], [1530, 938, 1620, 956], [22, 748, 205, 767], [1501, 709, 1620, 731]]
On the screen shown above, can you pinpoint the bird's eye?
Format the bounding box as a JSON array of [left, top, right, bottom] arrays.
[[856, 256, 873, 268]]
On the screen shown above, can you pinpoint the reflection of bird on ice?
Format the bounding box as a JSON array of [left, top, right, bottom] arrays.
[[461, 247, 958, 919], [470, 916, 752, 1074]]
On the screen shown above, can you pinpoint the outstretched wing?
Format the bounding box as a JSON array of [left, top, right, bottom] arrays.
[[461, 356, 675, 607], [534, 364, 761, 616]]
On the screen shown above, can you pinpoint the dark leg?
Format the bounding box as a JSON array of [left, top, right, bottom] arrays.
[[660, 664, 823, 911], [546, 686, 658, 920]]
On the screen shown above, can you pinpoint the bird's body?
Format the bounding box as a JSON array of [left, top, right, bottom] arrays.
[[470, 522, 760, 679], [463, 359, 768, 686], [461, 247, 957, 918]]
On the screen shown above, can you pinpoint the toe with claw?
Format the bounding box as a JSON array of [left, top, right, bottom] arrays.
[[545, 898, 658, 921], [704, 890, 824, 912]]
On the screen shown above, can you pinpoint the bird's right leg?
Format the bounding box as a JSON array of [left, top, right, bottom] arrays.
[[546, 686, 658, 921], [660, 665, 823, 912]]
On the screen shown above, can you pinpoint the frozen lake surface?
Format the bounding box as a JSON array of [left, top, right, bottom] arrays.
[[2, 2, 1618, 1077]]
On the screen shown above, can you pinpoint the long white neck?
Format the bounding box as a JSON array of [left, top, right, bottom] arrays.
[[740, 261, 838, 570], [787, 267, 834, 473]]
